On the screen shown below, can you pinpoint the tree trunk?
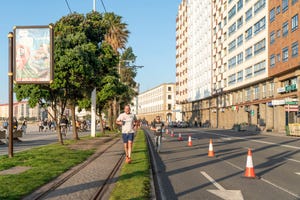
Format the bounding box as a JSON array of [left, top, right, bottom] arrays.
[[70, 104, 79, 140], [108, 100, 113, 130], [113, 97, 117, 130]]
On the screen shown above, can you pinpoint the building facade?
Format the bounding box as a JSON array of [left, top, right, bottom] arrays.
[[137, 83, 176, 124], [175, 0, 300, 132]]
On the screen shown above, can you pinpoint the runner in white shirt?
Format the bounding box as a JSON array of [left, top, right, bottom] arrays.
[[116, 105, 137, 164]]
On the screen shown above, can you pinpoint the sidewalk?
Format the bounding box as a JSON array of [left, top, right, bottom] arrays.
[[23, 137, 124, 200]]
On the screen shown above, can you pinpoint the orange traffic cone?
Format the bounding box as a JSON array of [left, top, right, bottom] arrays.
[[188, 135, 192, 146], [244, 148, 256, 178], [178, 133, 183, 141], [208, 139, 215, 157], [171, 130, 174, 137]]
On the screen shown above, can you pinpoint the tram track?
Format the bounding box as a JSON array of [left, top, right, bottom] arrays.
[[24, 138, 124, 200]]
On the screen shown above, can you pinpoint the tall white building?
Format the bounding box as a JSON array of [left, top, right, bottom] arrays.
[[176, 0, 188, 104], [225, 0, 268, 92], [187, 0, 212, 101]]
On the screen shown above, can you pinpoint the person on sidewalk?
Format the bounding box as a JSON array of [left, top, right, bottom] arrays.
[[116, 105, 137, 164], [150, 116, 165, 153]]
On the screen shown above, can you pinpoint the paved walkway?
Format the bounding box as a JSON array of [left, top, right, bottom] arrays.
[[23, 137, 124, 200]]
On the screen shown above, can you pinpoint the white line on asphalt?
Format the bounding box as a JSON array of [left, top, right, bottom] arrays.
[[195, 130, 300, 199], [197, 130, 300, 150], [295, 172, 300, 175], [285, 158, 300, 163], [201, 171, 244, 200], [260, 178, 300, 199], [201, 171, 225, 191]]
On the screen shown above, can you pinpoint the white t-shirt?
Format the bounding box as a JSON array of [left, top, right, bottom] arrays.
[[117, 112, 137, 133]]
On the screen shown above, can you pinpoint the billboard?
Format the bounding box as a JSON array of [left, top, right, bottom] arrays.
[[13, 25, 54, 84]]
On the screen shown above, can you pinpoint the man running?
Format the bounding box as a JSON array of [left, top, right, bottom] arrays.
[[116, 105, 137, 164]]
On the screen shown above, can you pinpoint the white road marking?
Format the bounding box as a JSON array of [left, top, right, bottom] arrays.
[[197, 130, 300, 150], [201, 171, 244, 200], [196, 130, 300, 199], [285, 158, 300, 163]]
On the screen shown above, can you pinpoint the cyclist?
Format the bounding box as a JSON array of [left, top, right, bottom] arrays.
[[60, 116, 68, 137]]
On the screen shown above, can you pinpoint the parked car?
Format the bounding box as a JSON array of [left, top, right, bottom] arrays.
[[168, 121, 177, 128], [177, 121, 189, 128]]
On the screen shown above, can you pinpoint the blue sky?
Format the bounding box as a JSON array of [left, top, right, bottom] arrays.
[[0, 0, 181, 104]]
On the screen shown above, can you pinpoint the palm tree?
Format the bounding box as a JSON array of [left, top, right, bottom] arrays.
[[103, 12, 129, 53], [103, 12, 130, 129]]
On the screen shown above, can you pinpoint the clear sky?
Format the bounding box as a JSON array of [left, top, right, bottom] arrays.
[[0, 0, 181, 104]]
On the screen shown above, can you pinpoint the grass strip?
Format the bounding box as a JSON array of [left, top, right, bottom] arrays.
[[110, 129, 151, 200], [0, 139, 95, 200]]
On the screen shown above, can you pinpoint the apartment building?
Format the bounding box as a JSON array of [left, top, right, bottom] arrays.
[[175, 0, 212, 124], [176, 0, 188, 122], [136, 83, 176, 124], [268, 0, 300, 130], [0, 101, 40, 120]]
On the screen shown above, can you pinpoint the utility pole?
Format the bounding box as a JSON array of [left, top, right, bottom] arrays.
[[91, 0, 97, 137], [8, 32, 14, 157]]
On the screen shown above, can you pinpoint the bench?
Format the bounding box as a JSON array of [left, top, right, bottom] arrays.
[[13, 130, 23, 138], [0, 130, 7, 144], [0, 130, 23, 144]]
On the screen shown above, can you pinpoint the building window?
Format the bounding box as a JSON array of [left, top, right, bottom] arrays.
[[237, 70, 243, 82], [228, 5, 236, 20], [237, 34, 243, 46], [254, 0, 265, 15], [253, 85, 260, 100], [270, 54, 276, 68], [168, 104, 172, 110], [229, 40, 236, 53], [282, 47, 289, 62], [292, 41, 299, 57], [237, 52, 243, 64], [245, 46, 253, 60], [245, 27, 253, 40], [262, 84, 267, 98], [168, 87, 172, 91], [277, 53, 281, 62], [276, 6, 281, 14], [254, 39, 266, 55], [245, 88, 251, 101], [282, 0, 289, 13], [254, 17, 266, 35], [277, 29, 281, 38], [270, 8, 275, 22], [292, 14, 298, 32], [254, 60, 266, 76], [228, 23, 237, 36], [245, 66, 252, 79], [228, 74, 236, 85], [228, 56, 237, 69], [282, 21, 289, 36], [246, 8, 253, 21], [292, 0, 298, 5], [237, 0, 243, 11], [269, 82, 274, 96], [237, 16, 243, 29], [168, 95, 172, 99], [270, 31, 275, 45]]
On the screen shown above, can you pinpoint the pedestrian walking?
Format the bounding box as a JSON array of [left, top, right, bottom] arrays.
[[150, 116, 165, 153], [21, 120, 27, 134], [116, 105, 137, 164]]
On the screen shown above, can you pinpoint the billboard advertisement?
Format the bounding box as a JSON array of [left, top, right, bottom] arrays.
[[13, 25, 53, 84]]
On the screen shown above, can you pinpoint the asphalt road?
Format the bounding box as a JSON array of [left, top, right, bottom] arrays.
[[146, 128, 300, 200], [0, 125, 90, 156]]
